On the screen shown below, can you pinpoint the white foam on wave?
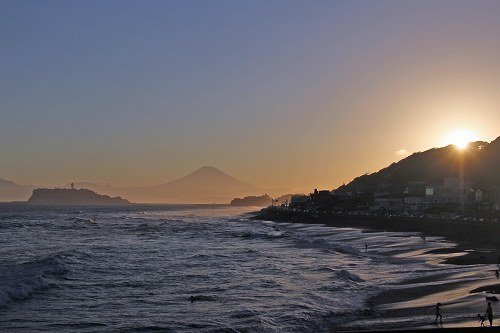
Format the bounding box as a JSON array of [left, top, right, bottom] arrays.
[[0, 257, 67, 307], [239, 229, 286, 239], [291, 233, 362, 256], [233, 221, 289, 240], [66, 217, 96, 223]]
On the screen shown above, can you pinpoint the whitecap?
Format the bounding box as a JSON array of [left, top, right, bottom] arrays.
[[0, 257, 67, 307]]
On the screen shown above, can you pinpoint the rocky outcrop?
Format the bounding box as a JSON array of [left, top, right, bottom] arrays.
[[230, 194, 272, 207]]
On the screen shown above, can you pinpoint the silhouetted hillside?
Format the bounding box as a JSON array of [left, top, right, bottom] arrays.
[[337, 136, 500, 194], [0, 179, 34, 202]]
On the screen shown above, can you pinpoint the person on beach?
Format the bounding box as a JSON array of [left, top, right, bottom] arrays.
[[478, 313, 486, 327], [486, 302, 493, 327], [434, 303, 442, 324], [365, 243, 368, 252], [495, 270, 499, 279]]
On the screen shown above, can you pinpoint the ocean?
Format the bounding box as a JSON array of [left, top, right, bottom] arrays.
[[0, 203, 477, 332]]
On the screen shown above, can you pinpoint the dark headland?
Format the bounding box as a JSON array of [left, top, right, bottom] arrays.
[[28, 188, 130, 205]]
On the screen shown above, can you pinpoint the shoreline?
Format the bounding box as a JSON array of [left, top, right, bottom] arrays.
[[253, 209, 500, 330], [253, 210, 500, 265]]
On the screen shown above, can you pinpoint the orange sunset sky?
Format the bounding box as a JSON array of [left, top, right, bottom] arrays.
[[1, 1, 499, 193]]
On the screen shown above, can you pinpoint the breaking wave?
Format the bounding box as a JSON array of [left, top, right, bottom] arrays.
[[336, 269, 365, 283], [0, 256, 67, 307]]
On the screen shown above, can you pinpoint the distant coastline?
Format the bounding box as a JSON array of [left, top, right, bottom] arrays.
[[28, 188, 130, 205]]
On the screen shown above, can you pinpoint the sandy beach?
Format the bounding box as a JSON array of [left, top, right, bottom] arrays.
[[254, 210, 500, 330], [343, 244, 500, 330]]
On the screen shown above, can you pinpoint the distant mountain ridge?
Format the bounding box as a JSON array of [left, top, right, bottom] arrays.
[[337, 136, 500, 194], [161, 166, 254, 189], [129, 166, 264, 203], [0, 179, 34, 202], [66, 166, 267, 204], [0, 166, 267, 204]]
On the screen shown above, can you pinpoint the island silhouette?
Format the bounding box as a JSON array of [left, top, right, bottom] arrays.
[[28, 186, 129, 205]]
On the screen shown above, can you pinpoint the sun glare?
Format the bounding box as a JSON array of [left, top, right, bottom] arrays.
[[441, 129, 479, 149]]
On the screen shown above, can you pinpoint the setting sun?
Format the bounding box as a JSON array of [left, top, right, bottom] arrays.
[[441, 129, 479, 149]]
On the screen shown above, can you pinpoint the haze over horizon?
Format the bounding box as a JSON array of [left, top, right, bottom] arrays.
[[2, 1, 500, 193]]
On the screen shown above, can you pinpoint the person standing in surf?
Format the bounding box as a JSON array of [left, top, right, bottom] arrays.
[[434, 303, 442, 324]]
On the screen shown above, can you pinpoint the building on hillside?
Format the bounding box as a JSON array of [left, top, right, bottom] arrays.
[[331, 190, 353, 198], [290, 194, 310, 207], [403, 195, 442, 213], [404, 196, 427, 212], [310, 189, 337, 211], [478, 186, 500, 217], [371, 197, 403, 213], [474, 189, 482, 203], [425, 178, 474, 205]]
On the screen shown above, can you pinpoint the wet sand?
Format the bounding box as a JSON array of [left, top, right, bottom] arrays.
[[254, 210, 500, 330], [341, 240, 500, 330], [337, 328, 500, 332]]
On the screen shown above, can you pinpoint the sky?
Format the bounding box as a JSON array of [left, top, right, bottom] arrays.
[[1, 0, 500, 193]]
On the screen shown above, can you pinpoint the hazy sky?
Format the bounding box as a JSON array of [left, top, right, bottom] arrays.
[[2, 0, 500, 192]]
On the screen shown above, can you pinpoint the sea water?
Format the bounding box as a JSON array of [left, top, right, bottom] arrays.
[[0, 203, 474, 332]]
